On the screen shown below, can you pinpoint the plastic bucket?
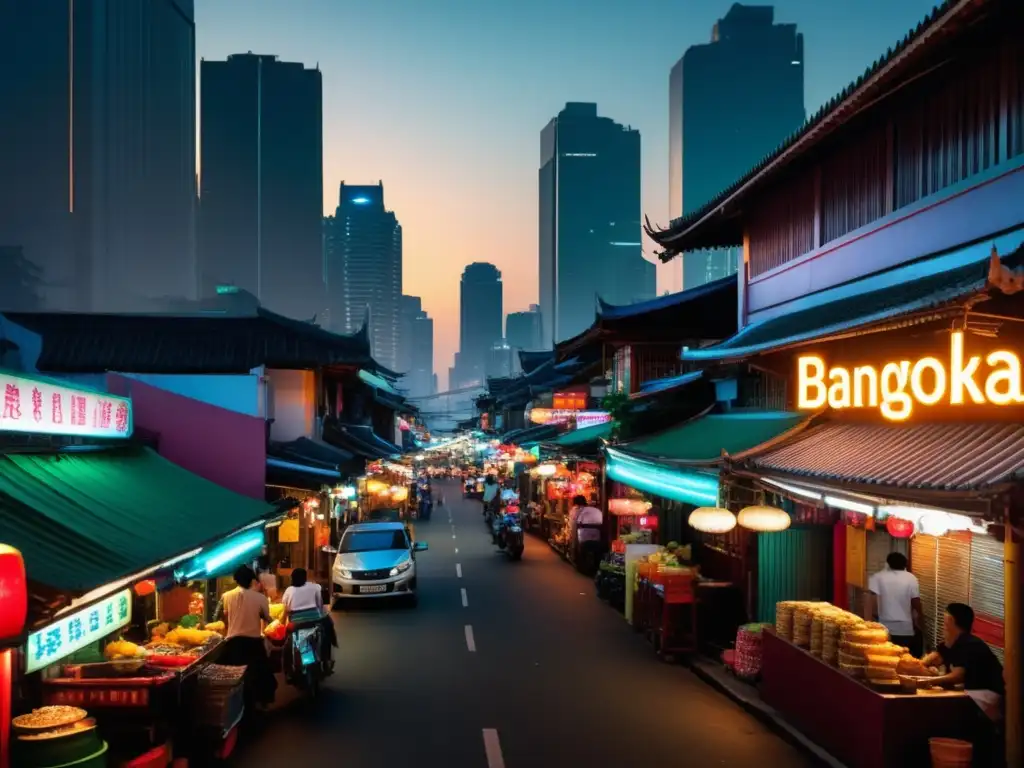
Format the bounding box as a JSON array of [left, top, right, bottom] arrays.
[[929, 737, 972, 767]]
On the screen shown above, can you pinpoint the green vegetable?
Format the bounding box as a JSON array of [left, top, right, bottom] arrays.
[[178, 614, 201, 629]]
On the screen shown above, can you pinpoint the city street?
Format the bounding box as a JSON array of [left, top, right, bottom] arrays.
[[233, 480, 817, 767]]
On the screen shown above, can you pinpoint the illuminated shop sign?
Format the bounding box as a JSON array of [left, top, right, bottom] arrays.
[[797, 331, 1022, 421], [528, 409, 611, 428], [25, 589, 132, 673], [0, 369, 133, 438]]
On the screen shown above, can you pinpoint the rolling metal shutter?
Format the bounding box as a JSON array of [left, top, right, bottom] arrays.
[[969, 534, 1005, 663], [911, 534, 939, 649], [936, 533, 971, 649]]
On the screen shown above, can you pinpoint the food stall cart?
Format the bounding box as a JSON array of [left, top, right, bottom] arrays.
[[762, 601, 975, 767]]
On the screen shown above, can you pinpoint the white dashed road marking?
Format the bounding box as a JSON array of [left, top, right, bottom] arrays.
[[482, 729, 505, 768], [456, 563, 462, 578], [465, 624, 476, 652], [461, 587, 468, 607]]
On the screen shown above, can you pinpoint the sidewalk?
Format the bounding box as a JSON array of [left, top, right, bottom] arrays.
[[686, 655, 848, 768]]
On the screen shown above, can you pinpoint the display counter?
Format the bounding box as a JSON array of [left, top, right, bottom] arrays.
[[761, 629, 973, 767]]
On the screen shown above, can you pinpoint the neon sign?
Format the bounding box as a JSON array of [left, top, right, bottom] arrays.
[[528, 409, 611, 428], [25, 589, 132, 673], [797, 331, 1023, 421], [0, 369, 132, 438]]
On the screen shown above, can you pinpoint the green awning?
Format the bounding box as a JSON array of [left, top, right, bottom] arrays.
[[0, 447, 278, 593], [551, 420, 615, 448], [619, 411, 808, 465]]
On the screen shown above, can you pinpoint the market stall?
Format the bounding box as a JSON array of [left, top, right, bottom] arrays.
[[762, 601, 974, 767]]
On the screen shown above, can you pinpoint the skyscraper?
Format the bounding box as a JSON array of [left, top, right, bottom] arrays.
[[200, 53, 324, 322], [397, 295, 435, 398], [539, 102, 654, 347], [668, 4, 805, 291], [506, 305, 544, 353], [0, 0, 198, 312], [455, 263, 502, 386], [323, 182, 403, 370]]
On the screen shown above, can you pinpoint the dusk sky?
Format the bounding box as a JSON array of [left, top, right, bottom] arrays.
[[196, 0, 940, 389]]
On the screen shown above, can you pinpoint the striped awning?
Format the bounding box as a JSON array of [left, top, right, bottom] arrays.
[[744, 422, 1024, 492]]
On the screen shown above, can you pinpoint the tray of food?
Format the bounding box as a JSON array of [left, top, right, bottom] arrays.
[[13, 706, 89, 732]]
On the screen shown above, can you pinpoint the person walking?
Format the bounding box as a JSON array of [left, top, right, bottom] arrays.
[[221, 565, 277, 708]]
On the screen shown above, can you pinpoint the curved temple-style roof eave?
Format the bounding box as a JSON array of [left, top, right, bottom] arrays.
[[645, 0, 978, 259]]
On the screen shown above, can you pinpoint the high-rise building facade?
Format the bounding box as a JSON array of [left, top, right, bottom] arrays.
[[397, 295, 435, 398], [505, 305, 544, 353], [200, 53, 324, 322], [455, 262, 502, 387], [668, 4, 804, 291], [539, 102, 655, 347], [323, 182, 403, 370], [0, 0, 198, 312]]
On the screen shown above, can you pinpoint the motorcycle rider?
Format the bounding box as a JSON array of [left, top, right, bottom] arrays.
[[482, 474, 500, 521], [281, 568, 336, 678]]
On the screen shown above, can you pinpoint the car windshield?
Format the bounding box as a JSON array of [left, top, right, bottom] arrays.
[[341, 530, 408, 553]]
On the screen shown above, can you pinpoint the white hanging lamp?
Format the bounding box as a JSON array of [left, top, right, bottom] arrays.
[[738, 504, 791, 532], [688, 507, 737, 534]]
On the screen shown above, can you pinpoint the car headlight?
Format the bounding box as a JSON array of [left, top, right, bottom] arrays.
[[339, 568, 352, 579], [389, 560, 413, 577]]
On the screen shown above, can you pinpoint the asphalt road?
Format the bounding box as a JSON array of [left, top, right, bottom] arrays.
[[232, 479, 816, 768]]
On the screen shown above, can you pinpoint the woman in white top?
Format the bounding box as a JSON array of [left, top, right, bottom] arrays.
[[281, 568, 324, 621]]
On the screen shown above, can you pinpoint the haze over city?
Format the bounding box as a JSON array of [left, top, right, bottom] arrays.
[[196, 0, 939, 388]]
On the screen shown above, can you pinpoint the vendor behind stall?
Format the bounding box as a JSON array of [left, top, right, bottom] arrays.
[[920, 602, 1005, 766]]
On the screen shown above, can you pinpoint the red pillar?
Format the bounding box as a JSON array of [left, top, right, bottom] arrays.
[[832, 521, 848, 610]]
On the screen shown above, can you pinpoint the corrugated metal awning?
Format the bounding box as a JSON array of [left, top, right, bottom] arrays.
[[744, 421, 1024, 492]]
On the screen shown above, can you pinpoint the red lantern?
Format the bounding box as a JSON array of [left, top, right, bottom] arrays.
[[0, 545, 27, 645], [886, 516, 915, 539], [134, 579, 157, 597]]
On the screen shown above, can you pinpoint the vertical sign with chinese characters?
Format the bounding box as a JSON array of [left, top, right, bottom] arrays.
[[24, 589, 133, 673], [0, 369, 132, 439]]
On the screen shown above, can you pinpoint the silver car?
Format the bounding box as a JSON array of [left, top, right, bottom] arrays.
[[332, 522, 427, 606]]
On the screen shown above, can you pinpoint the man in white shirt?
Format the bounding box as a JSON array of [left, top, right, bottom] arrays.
[[867, 552, 923, 655], [571, 495, 604, 576]]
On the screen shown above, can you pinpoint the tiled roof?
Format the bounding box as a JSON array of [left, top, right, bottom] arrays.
[[518, 350, 552, 374], [682, 241, 1024, 363], [3, 308, 378, 373], [744, 421, 1024, 491], [597, 275, 735, 321], [645, 0, 979, 256]]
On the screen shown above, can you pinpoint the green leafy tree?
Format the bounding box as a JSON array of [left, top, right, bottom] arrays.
[[601, 391, 632, 442]]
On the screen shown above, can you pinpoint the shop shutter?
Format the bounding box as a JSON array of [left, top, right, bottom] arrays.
[[757, 526, 832, 623], [968, 534, 1005, 663], [912, 535, 939, 649], [935, 533, 971, 649]]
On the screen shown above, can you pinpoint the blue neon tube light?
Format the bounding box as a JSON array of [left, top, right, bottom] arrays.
[[605, 447, 718, 507]]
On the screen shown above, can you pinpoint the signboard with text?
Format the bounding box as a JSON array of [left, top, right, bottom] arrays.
[[25, 589, 133, 673], [796, 330, 1024, 422], [527, 409, 611, 429], [0, 369, 133, 439]]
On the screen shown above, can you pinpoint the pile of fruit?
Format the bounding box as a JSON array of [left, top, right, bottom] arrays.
[[103, 639, 146, 661]]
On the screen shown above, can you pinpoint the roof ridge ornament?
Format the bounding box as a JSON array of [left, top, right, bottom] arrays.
[[986, 244, 1024, 295]]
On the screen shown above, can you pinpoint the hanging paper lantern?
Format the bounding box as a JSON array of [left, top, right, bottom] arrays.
[[688, 507, 737, 534], [886, 516, 915, 539], [134, 579, 157, 597], [738, 505, 791, 533], [0, 545, 27, 643], [608, 498, 652, 516]]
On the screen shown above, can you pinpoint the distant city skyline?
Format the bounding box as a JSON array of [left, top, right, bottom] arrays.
[[454, 262, 503, 387]]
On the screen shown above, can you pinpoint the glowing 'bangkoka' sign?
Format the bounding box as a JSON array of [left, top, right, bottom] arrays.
[[797, 331, 1023, 421]]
